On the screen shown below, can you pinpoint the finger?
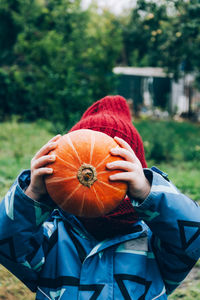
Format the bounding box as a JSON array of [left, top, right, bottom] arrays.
[[107, 161, 136, 172], [32, 155, 56, 170], [47, 134, 62, 144], [34, 141, 59, 160], [110, 147, 139, 164], [114, 136, 133, 153], [109, 172, 135, 182], [33, 167, 53, 177], [34, 135, 61, 160]]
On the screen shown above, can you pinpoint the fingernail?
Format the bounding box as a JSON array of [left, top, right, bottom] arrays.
[[50, 155, 56, 161], [47, 168, 53, 173]]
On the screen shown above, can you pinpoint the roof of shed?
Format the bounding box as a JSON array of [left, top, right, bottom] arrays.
[[113, 66, 172, 78]]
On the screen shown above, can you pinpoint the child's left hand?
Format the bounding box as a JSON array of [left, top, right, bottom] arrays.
[[106, 136, 151, 202]]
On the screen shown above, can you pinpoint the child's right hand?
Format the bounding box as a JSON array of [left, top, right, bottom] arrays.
[[25, 134, 61, 201]]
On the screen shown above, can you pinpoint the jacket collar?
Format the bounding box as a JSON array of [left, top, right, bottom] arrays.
[[51, 209, 148, 257]]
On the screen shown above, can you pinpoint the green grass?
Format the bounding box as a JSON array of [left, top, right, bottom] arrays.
[[0, 118, 199, 299], [0, 119, 53, 200], [148, 161, 200, 202]]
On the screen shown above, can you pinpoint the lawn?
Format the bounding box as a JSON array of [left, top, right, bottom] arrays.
[[0, 118, 199, 299]]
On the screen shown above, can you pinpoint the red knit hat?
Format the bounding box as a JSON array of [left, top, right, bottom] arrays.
[[70, 95, 147, 168], [70, 95, 147, 240]]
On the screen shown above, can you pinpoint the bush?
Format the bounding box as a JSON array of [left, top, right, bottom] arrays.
[[135, 119, 200, 162]]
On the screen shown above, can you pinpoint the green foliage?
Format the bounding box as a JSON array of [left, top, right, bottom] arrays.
[[82, 7, 123, 100], [1, 0, 200, 124], [120, 0, 169, 67], [159, 0, 200, 83], [135, 119, 200, 163], [0, 0, 122, 127], [120, 0, 200, 87]]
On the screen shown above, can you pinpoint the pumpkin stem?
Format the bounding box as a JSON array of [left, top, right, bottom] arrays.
[[77, 163, 97, 188]]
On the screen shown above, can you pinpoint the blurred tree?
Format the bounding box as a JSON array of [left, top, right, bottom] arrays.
[[83, 5, 123, 100], [0, 0, 122, 129], [4, 0, 93, 128], [160, 0, 200, 86], [120, 0, 169, 67], [120, 0, 200, 88], [0, 0, 21, 65]]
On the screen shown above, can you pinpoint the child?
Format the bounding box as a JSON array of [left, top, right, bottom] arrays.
[[0, 95, 200, 300]]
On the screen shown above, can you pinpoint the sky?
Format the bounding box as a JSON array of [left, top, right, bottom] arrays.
[[81, 0, 136, 14]]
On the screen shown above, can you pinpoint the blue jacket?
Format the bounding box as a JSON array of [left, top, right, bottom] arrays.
[[0, 168, 200, 300]]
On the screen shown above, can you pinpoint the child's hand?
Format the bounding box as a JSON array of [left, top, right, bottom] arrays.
[[106, 137, 151, 202], [25, 134, 61, 201]]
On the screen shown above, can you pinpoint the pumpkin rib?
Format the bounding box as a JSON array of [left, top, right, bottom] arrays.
[[46, 176, 77, 184], [98, 180, 124, 193], [66, 134, 82, 165], [95, 144, 121, 171], [65, 183, 82, 202], [98, 170, 110, 176], [95, 153, 111, 170], [56, 155, 78, 171], [92, 186, 105, 212], [45, 129, 128, 217], [89, 132, 95, 165]]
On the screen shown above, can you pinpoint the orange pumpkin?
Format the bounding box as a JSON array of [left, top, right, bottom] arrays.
[[45, 129, 127, 217]]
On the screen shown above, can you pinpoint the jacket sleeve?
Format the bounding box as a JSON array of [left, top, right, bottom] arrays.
[[0, 170, 54, 291], [133, 167, 200, 295]]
